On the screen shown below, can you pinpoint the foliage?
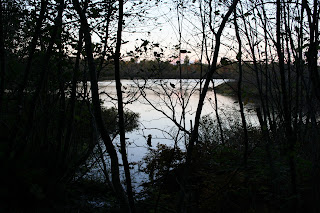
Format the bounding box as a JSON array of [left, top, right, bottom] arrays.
[[214, 79, 260, 104], [139, 116, 315, 212], [140, 143, 184, 183], [0, 95, 139, 212], [138, 143, 185, 212], [101, 107, 140, 137]]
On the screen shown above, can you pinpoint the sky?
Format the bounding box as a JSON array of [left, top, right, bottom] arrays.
[[121, 1, 193, 62], [89, 0, 249, 64], [119, 0, 211, 63]]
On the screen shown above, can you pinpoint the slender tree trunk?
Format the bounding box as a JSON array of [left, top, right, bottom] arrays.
[[256, 107, 277, 194], [211, 80, 224, 144], [114, 0, 135, 212], [188, 0, 239, 167], [72, 0, 129, 210], [276, 0, 297, 206], [240, 2, 267, 125], [56, 0, 66, 162], [234, 12, 249, 167], [176, 2, 187, 147], [19, 0, 64, 147], [199, 0, 205, 95], [0, 0, 5, 114], [295, 0, 304, 143], [258, 1, 276, 142], [64, 27, 83, 162], [302, 1, 320, 211], [178, 1, 239, 211], [303, 0, 320, 101], [18, 0, 47, 101], [97, 1, 113, 79]]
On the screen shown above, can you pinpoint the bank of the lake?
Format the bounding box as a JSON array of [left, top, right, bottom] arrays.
[[214, 80, 261, 104]]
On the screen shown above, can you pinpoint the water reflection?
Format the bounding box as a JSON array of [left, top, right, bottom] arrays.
[[98, 79, 257, 161], [83, 79, 259, 191]]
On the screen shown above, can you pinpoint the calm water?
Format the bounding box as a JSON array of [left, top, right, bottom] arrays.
[[87, 79, 258, 190]]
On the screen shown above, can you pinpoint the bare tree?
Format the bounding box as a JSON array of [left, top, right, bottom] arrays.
[[187, 0, 239, 168], [114, 0, 136, 211], [234, 11, 249, 167], [178, 0, 240, 211], [0, 0, 5, 113], [72, 0, 130, 210]]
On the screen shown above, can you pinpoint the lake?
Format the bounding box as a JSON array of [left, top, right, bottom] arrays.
[[87, 79, 258, 190]]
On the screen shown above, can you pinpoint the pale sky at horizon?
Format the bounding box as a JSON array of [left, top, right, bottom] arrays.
[[90, 0, 267, 64]]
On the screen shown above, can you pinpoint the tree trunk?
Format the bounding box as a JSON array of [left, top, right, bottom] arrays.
[[276, 0, 297, 206], [64, 26, 83, 163], [0, 0, 5, 114], [18, 0, 48, 102], [178, 1, 239, 211], [211, 80, 224, 145], [188, 0, 239, 169], [72, 0, 129, 210], [97, 1, 113, 79], [234, 12, 249, 167], [17, 0, 64, 148], [114, 0, 135, 212]]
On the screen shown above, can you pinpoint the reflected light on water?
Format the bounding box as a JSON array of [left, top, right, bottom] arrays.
[[87, 79, 258, 190], [96, 78, 258, 158]]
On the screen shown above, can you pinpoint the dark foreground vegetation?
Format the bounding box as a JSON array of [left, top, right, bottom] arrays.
[[0, 96, 139, 212], [1, 0, 320, 212], [138, 111, 320, 211]]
